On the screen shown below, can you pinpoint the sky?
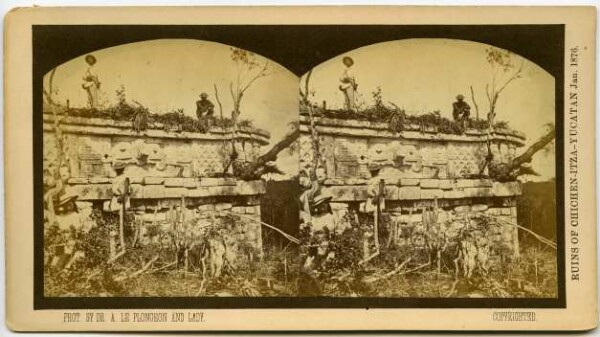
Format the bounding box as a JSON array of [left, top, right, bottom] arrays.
[[44, 39, 299, 177], [45, 38, 556, 180], [301, 39, 556, 180]]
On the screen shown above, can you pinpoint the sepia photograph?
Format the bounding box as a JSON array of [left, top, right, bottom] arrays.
[[298, 39, 557, 298], [4, 6, 597, 331], [42, 39, 300, 297]]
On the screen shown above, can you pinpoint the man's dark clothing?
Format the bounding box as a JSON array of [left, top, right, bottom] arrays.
[[452, 100, 471, 121], [196, 99, 215, 118]]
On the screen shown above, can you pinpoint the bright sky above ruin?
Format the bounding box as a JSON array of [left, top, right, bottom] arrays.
[[302, 39, 556, 180], [44, 39, 299, 178]]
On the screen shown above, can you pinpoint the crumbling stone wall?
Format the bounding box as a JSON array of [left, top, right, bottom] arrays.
[[43, 113, 270, 250], [299, 116, 525, 256], [43, 113, 270, 179]]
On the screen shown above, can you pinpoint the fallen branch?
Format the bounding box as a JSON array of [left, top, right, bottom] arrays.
[[115, 255, 159, 281], [364, 257, 412, 283], [397, 262, 431, 276], [151, 261, 177, 273], [221, 210, 300, 244], [445, 279, 460, 297], [486, 215, 556, 249], [358, 250, 380, 266], [108, 249, 126, 264]]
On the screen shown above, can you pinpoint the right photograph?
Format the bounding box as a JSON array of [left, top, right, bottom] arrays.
[[297, 39, 557, 298]]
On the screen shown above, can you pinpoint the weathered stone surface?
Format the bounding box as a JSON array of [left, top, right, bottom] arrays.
[[330, 202, 349, 210], [89, 177, 110, 184], [500, 207, 513, 216], [235, 181, 266, 195], [163, 187, 188, 198], [395, 213, 422, 224], [454, 205, 470, 213], [142, 185, 165, 199], [143, 177, 165, 185], [197, 204, 215, 212], [399, 186, 421, 200], [129, 184, 143, 198], [164, 178, 185, 187], [475, 179, 493, 188], [183, 179, 198, 189], [439, 180, 453, 190], [455, 179, 476, 188], [139, 212, 167, 222], [215, 203, 233, 211], [400, 178, 420, 186], [245, 206, 255, 214], [463, 187, 493, 198], [420, 179, 439, 189], [208, 185, 237, 196], [69, 184, 112, 200], [198, 178, 224, 186], [437, 211, 451, 223], [327, 186, 369, 202], [501, 197, 517, 207], [222, 177, 238, 186], [129, 176, 144, 184], [421, 189, 443, 199], [443, 190, 463, 199], [437, 165, 448, 179], [486, 207, 501, 216], [68, 177, 89, 184], [75, 201, 93, 209], [492, 182, 522, 196], [345, 178, 367, 185], [471, 204, 489, 212], [232, 206, 246, 214], [187, 188, 211, 198], [384, 186, 400, 200], [324, 178, 344, 185]]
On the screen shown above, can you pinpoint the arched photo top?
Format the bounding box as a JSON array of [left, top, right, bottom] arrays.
[[43, 39, 299, 178], [301, 38, 555, 180], [44, 38, 297, 138]]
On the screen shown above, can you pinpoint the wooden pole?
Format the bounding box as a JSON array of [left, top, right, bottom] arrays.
[[181, 195, 188, 277], [374, 179, 384, 249], [119, 177, 130, 253]]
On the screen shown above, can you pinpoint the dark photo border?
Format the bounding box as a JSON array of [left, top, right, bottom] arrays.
[[33, 24, 565, 309]]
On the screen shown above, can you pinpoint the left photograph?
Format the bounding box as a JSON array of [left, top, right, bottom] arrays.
[[42, 39, 301, 297]]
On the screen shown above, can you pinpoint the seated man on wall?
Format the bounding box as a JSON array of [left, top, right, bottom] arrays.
[[196, 92, 215, 119], [452, 94, 471, 123]]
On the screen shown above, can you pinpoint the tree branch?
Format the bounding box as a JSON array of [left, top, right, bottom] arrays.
[[511, 125, 555, 168], [213, 84, 224, 121], [469, 85, 480, 120], [240, 61, 269, 94]]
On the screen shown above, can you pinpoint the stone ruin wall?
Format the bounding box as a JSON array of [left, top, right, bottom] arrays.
[[43, 112, 271, 250], [299, 116, 526, 257]]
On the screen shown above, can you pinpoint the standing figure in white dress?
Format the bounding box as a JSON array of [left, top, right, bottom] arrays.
[[339, 56, 357, 111], [82, 54, 101, 109]]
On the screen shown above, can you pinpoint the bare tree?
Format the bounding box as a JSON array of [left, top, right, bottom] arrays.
[[229, 48, 270, 124], [489, 124, 555, 181], [483, 47, 525, 125], [43, 68, 58, 106], [473, 48, 555, 180]]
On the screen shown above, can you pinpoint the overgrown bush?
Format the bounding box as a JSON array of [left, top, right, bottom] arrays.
[[62, 88, 254, 134]]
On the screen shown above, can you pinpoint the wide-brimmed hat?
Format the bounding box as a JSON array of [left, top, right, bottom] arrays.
[[456, 94, 465, 100], [113, 161, 127, 170], [57, 191, 79, 206], [85, 54, 97, 65], [368, 162, 383, 172], [342, 56, 354, 66], [311, 195, 333, 208]]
